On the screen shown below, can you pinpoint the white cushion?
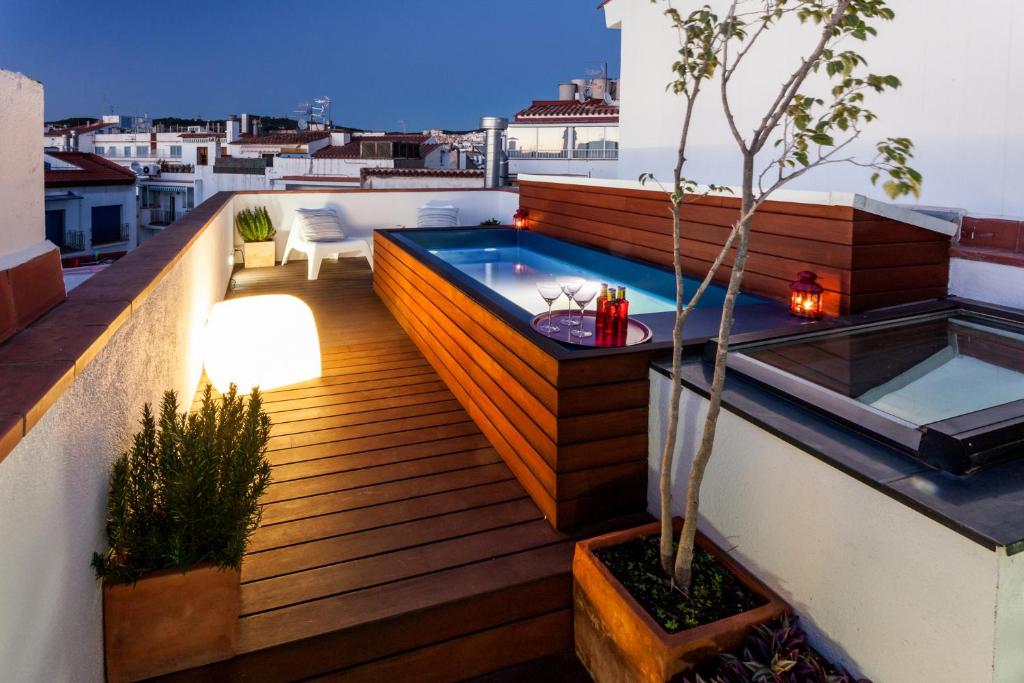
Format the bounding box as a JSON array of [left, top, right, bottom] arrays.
[[417, 204, 459, 228], [296, 208, 346, 242]]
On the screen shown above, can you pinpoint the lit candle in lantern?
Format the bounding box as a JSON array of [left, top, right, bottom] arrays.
[[789, 271, 823, 318], [512, 207, 529, 230]]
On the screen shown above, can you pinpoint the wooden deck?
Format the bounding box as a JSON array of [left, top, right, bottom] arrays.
[[163, 259, 639, 681]]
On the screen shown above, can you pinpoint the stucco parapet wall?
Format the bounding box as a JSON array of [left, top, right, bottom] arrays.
[[0, 191, 235, 465], [517, 174, 959, 236]]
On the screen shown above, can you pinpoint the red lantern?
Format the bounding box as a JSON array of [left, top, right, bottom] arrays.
[[512, 207, 529, 230], [789, 271, 824, 318]]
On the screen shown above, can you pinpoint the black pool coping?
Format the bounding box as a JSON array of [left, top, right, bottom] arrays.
[[377, 227, 801, 361], [653, 301, 1024, 554]]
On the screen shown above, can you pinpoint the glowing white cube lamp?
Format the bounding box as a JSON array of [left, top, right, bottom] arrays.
[[203, 294, 321, 393]]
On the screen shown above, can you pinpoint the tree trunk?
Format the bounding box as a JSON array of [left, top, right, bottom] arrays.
[[659, 202, 684, 575], [672, 154, 756, 591]]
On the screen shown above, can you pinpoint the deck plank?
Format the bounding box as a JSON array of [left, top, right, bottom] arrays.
[[169, 258, 627, 681]]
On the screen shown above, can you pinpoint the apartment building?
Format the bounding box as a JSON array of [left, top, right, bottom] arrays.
[[43, 152, 138, 257]]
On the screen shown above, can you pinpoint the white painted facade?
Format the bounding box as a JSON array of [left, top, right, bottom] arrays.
[[602, 0, 1024, 219], [93, 131, 218, 169], [507, 122, 619, 179], [0, 69, 52, 265], [649, 374, 1024, 683], [43, 183, 138, 255]]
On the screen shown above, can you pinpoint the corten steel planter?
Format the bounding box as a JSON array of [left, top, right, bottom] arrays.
[[103, 564, 240, 682], [243, 241, 275, 269], [573, 520, 789, 683]]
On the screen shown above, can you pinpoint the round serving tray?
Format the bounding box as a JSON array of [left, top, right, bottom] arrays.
[[530, 310, 653, 348]]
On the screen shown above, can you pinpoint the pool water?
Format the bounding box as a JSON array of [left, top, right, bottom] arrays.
[[406, 229, 762, 318], [430, 245, 674, 315]]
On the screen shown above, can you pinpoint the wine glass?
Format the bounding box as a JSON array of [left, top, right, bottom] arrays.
[[571, 283, 599, 339], [558, 277, 584, 326], [536, 280, 562, 333]]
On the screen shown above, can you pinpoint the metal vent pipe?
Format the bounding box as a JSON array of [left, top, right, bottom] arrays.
[[480, 116, 508, 188]]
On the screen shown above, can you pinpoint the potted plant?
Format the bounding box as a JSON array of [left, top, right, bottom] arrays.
[[236, 206, 277, 268], [92, 384, 272, 682], [574, 2, 921, 681]]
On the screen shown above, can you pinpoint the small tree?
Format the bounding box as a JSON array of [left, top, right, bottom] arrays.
[[648, 0, 921, 591]]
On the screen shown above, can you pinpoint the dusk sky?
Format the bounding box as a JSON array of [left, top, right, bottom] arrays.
[[0, 0, 620, 131]]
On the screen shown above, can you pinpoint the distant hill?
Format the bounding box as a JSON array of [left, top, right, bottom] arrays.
[[46, 117, 99, 128]]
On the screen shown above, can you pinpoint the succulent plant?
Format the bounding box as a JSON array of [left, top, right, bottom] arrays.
[[685, 617, 870, 683]]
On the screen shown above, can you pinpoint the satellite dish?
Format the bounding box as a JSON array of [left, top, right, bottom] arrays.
[[297, 119, 308, 130]]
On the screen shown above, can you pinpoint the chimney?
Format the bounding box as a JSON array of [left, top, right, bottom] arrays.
[[226, 115, 240, 143], [241, 113, 251, 135], [62, 131, 72, 151], [479, 116, 508, 188], [69, 130, 79, 152]]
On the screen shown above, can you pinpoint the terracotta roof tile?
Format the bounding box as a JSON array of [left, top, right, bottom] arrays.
[[360, 168, 483, 178], [280, 175, 360, 182], [228, 131, 330, 146], [513, 99, 618, 123], [44, 152, 137, 188], [180, 131, 225, 139]]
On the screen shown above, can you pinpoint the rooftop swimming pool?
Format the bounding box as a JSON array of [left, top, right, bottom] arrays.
[[400, 228, 763, 319]]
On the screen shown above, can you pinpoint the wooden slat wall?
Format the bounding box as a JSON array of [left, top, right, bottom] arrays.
[[373, 233, 649, 530], [519, 180, 951, 317]]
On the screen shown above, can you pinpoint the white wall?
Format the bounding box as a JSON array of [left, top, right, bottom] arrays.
[[230, 190, 520, 262], [0, 201, 233, 682], [648, 373, 1023, 682], [949, 257, 1024, 309], [0, 69, 46, 259], [509, 157, 618, 179], [604, 0, 1024, 219], [198, 165, 271, 197]]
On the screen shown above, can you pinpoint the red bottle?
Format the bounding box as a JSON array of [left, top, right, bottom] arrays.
[[596, 283, 610, 335], [600, 288, 617, 346], [615, 286, 629, 345]]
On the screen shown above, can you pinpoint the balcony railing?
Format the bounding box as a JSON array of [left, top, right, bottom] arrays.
[[507, 148, 618, 160], [572, 147, 619, 159], [147, 209, 186, 227], [57, 230, 85, 253], [160, 162, 194, 174]]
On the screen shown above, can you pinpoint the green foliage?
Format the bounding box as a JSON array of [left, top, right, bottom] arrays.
[[595, 533, 764, 633], [92, 384, 272, 584], [479, 218, 501, 225], [236, 206, 276, 242]]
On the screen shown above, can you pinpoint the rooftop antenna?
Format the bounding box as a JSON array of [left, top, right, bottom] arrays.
[[293, 101, 313, 130], [398, 119, 407, 133], [311, 96, 332, 127]]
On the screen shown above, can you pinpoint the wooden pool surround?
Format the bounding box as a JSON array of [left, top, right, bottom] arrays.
[[374, 230, 663, 530]]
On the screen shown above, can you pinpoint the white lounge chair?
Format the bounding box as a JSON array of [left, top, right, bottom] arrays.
[[282, 208, 372, 280]]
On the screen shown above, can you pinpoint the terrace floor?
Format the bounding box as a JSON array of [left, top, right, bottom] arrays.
[[162, 258, 633, 681]]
